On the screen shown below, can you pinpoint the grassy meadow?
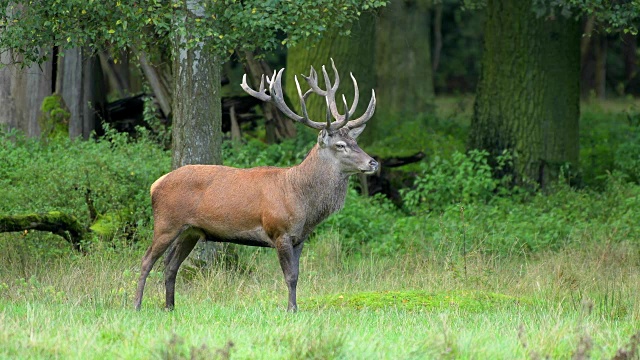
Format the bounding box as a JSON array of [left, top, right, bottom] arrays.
[[1, 234, 639, 359], [1, 98, 640, 358]]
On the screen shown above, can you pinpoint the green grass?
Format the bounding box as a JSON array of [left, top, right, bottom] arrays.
[[1, 233, 638, 359]]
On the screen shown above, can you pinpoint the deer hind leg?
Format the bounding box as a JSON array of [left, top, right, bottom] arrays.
[[134, 226, 184, 310], [163, 228, 203, 310]]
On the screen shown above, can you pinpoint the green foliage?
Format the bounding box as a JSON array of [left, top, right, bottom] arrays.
[[222, 136, 310, 169], [319, 189, 400, 254], [401, 150, 515, 213], [0, 126, 170, 243], [3, 99, 640, 257], [364, 112, 467, 159], [467, 0, 640, 34], [0, 0, 387, 65], [580, 102, 640, 186], [557, 0, 640, 34], [142, 94, 171, 149]]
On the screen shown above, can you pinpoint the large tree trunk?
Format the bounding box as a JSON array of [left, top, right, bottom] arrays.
[[374, 0, 434, 140], [285, 14, 376, 132], [171, 1, 223, 267], [0, 50, 53, 137], [469, 0, 580, 188], [56, 47, 105, 139], [171, 46, 221, 168]]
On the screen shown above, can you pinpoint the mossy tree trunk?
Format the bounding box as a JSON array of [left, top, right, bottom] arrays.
[[285, 14, 376, 132], [375, 0, 435, 125], [469, 0, 580, 188]]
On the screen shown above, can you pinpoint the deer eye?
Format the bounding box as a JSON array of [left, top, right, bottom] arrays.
[[335, 142, 346, 151]]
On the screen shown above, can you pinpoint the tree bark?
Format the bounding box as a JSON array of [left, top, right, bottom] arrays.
[[171, 40, 221, 168], [56, 48, 105, 139], [171, 1, 223, 267], [375, 0, 434, 138], [285, 13, 376, 134], [469, 0, 580, 188], [0, 50, 53, 137]]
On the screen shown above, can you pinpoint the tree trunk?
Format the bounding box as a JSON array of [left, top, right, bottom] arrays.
[[56, 47, 105, 139], [622, 33, 638, 95], [0, 50, 53, 137], [171, 44, 221, 168], [172, 1, 223, 267], [432, 2, 443, 73], [469, 0, 580, 188], [374, 0, 434, 140], [594, 35, 607, 99], [138, 50, 172, 118], [285, 13, 376, 133]]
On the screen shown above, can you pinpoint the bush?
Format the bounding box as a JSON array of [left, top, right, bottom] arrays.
[[0, 126, 170, 244], [401, 149, 517, 213], [580, 102, 640, 187], [3, 99, 640, 258]]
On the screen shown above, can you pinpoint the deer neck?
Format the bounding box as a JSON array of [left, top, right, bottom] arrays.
[[287, 145, 349, 223]]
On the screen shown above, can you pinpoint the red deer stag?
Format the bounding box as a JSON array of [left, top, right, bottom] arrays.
[[134, 59, 378, 311]]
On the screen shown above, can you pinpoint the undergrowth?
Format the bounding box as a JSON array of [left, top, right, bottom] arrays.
[[1, 100, 640, 257]]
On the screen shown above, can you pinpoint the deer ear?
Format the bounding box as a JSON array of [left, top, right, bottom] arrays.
[[317, 129, 330, 147], [348, 124, 366, 139]]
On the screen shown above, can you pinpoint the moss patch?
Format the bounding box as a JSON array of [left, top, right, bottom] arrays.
[[301, 290, 524, 312]]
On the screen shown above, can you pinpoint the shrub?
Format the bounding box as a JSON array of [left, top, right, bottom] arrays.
[[580, 103, 640, 187], [401, 149, 516, 213], [0, 126, 170, 244]]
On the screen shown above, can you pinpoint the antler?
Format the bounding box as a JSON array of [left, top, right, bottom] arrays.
[[241, 58, 376, 132]]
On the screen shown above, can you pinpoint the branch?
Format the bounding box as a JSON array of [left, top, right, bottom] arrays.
[[0, 212, 86, 251]]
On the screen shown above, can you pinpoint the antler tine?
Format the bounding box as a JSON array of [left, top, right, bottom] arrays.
[[345, 89, 376, 129], [294, 75, 314, 126], [272, 69, 326, 130], [347, 72, 359, 116], [241, 73, 271, 102], [302, 66, 327, 96]]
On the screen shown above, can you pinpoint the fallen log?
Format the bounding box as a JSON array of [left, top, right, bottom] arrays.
[[360, 151, 426, 207], [0, 211, 85, 251]]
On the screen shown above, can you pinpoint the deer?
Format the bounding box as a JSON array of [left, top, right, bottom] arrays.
[[134, 59, 378, 312]]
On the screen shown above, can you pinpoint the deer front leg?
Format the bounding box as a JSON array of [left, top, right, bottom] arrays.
[[276, 237, 304, 312]]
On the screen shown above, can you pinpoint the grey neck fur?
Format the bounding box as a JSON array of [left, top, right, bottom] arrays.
[[286, 145, 349, 230]]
